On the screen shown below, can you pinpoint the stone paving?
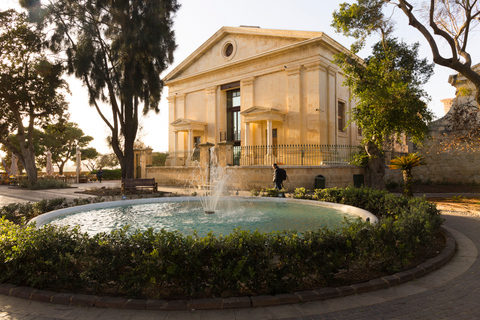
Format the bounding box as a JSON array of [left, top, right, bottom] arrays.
[[0, 184, 479, 319]]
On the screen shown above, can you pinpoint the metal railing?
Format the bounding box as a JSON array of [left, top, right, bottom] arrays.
[[166, 145, 408, 167], [237, 144, 359, 166]]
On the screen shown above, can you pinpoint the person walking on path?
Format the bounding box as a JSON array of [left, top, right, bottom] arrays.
[[272, 163, 286, 190], [96, 168, 103, 183]]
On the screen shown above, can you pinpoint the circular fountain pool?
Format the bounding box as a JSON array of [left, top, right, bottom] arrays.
[[30, 197, 377, 236]]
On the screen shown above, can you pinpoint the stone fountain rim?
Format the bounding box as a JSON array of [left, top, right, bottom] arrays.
[[28, 196, 378, 226]]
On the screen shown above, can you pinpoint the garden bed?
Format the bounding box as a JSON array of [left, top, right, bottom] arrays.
[[0, 187, 444, 300]]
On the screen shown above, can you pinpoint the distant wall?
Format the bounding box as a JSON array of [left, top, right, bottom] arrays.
[[146, 165, 365, 191], [393, 108, 480, 185]]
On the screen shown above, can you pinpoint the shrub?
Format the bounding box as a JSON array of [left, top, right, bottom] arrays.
[[293, 187, 312, 199], [19, 179, 70, 190], [90, 169, 121, 180], [250, 189, 260, 196], [0, 187, 443, 298]]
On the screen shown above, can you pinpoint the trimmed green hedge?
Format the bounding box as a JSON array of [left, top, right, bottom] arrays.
[[90, 169, 121, 180], [0, 187, 443, 299]]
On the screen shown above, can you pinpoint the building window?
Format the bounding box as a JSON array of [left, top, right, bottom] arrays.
[[338, 101, 346, 132], [222, 40, 237, 60], [225, 43, 234, 57], [227, 89, 241, 146]]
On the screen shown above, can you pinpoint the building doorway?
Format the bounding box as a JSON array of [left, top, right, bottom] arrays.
[[226, 89, 241, 146]]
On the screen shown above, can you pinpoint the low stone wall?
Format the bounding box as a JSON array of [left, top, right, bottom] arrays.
[[146, 165, 365, 191], [411, 148, 480, 184]]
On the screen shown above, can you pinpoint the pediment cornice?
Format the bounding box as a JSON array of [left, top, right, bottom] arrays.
[[171, 118, 207, 132], [163, 27, 352, 85], [241, 106, 285, 123]]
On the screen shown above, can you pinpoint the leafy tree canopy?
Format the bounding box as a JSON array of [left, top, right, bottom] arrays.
[[335, 38, 434, 149], [39, 121, 97, 175], [20, 0, 180, 179], [332, 0, 480, 106], [0, 9, 68, 185]]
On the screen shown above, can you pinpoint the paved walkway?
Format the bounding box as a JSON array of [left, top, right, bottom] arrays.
[[0, 185, 479, 319]]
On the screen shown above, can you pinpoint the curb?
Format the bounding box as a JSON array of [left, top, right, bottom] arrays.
[[0, 228, 455, 310]]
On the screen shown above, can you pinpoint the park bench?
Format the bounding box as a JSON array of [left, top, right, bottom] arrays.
[[121, 178, 158, 193]]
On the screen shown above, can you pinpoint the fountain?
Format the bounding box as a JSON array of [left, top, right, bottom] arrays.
[[29, 145, 378, 235], [191, 146, 228, 214], [30, 197, 377, 236]]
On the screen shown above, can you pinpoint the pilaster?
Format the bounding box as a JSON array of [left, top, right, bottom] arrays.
[[206, 86, 217, 144], [286, 66, 302, 144]]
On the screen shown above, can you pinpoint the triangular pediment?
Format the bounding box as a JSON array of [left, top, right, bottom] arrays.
[[241, 106, 281, 114], [171, 118, 207, 131], [164, 27, 325, 83], [241, 106, 285, 123]]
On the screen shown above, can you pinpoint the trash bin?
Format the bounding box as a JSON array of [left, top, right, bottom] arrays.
[[314, 175, 325, 189], [353, 174, 364, 188]]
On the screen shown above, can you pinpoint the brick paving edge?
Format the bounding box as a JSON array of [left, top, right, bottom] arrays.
[[0, 227, 455, 310]]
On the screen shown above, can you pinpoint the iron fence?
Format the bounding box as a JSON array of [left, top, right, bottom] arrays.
[[237, 144, 359, 166], [167, 145, 408, 167]]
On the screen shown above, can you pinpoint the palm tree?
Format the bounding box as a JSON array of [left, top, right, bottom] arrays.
[[389, 153, 426, 197]]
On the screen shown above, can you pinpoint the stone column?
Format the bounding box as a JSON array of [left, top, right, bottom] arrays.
[[176, 93, 186, 118], [264, 120, 276, 165], [327, 67, 337, 145], [206, 86, 217, 143], [199, 142, 215, 170], [199, 142, 215, 183], [244, 122, 250, 146], [166, 96, 176, 166], [305, 61, 328, 145], [241, 77, 255, 111], [286, 66, 302, 144], [218, 142, 234, 167], [188, 129, 193, 159]]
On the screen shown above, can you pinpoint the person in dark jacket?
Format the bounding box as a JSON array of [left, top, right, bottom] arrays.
[[96, 167, 103, 183], [272, 163, 283, 190]]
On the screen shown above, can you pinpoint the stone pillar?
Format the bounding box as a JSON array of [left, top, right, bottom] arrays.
[[264, 120, 276, 165], [188, 129, 193, 159], [206, 86, 217, 143], [241, 77, 255, 111], [244, 122, 250, 146], [218, 142, 234, 167], [305, 61, 328, 144], [176, 93, 186, 118], [286, 66, 302, 144], [199, 142, 215, 184], [199, 142, 215, 169], [327, 67, 337, 145], [166, 96, 176, 166]]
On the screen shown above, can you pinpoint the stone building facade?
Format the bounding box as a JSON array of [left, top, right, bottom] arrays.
[[162, 26, 363, 167], [139, 26, 368, 190]]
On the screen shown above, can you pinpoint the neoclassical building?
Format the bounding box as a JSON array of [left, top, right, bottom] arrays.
[[163, 26, 362, 167]]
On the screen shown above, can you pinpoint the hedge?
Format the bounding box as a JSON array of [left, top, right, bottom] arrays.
[[90, 169, 122, 180], [0, 187, 443, 299]]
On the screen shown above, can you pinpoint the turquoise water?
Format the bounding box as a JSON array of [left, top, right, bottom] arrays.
[[46, 199, 352, 236]]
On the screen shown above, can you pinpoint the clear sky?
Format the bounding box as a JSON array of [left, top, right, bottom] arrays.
[[1, 0, 478, 156]]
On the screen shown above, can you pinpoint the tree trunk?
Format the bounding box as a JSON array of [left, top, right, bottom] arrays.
[[403, 169, 413, 197], [16, 128, 38, 185], [365, 141, 386, 190], [58, 162, 65, 175], [17, 142, 37, 185]]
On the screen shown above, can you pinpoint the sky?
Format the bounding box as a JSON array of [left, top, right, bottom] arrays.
[[1, 0, 479, 156]]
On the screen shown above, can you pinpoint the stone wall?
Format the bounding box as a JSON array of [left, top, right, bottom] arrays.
[[398, 102, 480, 185], [146, 165, 365, 191], [411, 148, 480, 184]]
